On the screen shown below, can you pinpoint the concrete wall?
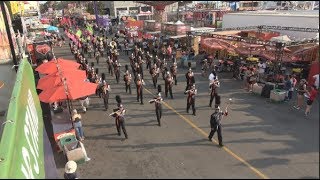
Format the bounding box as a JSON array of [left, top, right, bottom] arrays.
[[0, 62, 16, 114], [222, 13, 319, 39]]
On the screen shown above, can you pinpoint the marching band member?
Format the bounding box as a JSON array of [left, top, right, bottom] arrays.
[[149, 85, 163, 126], [165, 71, 174, 99], [113, 60, 121, 84], [101, 79, 111, 110], [185, 84, 197, 116], [209, 77, 220, 108], [150, 63, 159, 89], [135, 74, 145, 105], [170, 61, 178, 85], [109, 107, 128, 140], [123, 65, 132, 94], [185, 67, 195, 91]]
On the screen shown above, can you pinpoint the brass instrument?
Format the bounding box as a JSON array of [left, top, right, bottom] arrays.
[[109, 41, 117, 49], [109, 108, 126, 116], [149, 97, 163, 104], [103, 84, 111, 94], [210, 79, 220, 88], [185, 88, 197, 95], [137, 79, 145, 86], [125, 73, 132, 85], [152, 68, 159, 77]]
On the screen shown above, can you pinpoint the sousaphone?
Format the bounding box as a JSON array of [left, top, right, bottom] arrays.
[[110, 41, 117, 49]]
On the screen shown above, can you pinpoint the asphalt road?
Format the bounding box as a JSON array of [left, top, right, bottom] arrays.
[[52, 37, 319, 179]]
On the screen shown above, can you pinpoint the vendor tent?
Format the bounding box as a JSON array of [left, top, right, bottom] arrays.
[[308, 61, 319, 86], [291, 45, 319, 62], [270, 35, 292, 43], [175, 20, 184, 25]]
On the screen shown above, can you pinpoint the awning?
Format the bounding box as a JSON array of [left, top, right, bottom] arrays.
[[270, 35, 292, 43]]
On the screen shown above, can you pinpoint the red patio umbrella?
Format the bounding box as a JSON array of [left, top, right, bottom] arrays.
[[38, 81, 98, 103], [35, 58, 80, 74], [202, 38, 224, 50], [37, 70, 87, 90]]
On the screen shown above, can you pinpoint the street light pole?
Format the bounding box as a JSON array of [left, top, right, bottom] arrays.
[[274, 42, 285, 82]]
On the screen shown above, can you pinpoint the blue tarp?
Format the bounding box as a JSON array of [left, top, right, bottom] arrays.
[[46, 26, 58, 31]]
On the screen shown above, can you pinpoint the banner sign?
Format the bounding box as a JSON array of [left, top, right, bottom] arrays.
[[0, 58, 45, 178], [10, 1, 24, 15], [27, 41, 53, 65], [65, 30, 82, 48]]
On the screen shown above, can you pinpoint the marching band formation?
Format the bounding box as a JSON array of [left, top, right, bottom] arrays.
[[66, 26, 227, 146]]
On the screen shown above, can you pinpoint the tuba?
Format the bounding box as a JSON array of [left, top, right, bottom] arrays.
[[110, 41, 117, 49]]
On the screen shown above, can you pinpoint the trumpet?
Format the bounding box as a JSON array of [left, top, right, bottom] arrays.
[[210, 80, 220, 88], [149, 97, 162, 103], [109, 109, 126, 116], [185, 89, 197, 95]]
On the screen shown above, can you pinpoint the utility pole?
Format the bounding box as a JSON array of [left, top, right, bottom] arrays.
[[0, 1, 18, 72], [94, 1, 99, 26]]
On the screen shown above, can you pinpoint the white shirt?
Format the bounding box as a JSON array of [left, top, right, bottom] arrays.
[[209, 73, 217, 81], [258, 62, 266, 74], [313, 74, 319, 89]]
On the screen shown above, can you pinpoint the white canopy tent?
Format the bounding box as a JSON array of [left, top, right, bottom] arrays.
[[270, 35, 292, 43]]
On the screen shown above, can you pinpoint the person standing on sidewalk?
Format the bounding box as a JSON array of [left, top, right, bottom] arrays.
[[304, 85, 318, 117], [284, 75, 293, 102], [64, 161, 79, 179], [208, 105, 228, 147], [257, 60, 266, 83], [72, 109, 85, 141], [288, 75, 295, 101], [294, 79, 307, 110], [79, 96, 89, 113]]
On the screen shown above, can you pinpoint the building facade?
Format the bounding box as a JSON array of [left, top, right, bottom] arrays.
[[222, 11, 319, 39], [104, 1, 153, 20]]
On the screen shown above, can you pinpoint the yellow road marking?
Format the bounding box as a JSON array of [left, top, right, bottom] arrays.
[[144, 88, 269, 179]]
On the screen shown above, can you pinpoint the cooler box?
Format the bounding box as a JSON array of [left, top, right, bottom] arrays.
[[253, 83, 263, 95], [270, 89, 286, 102]]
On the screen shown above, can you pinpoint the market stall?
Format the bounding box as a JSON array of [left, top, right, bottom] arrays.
[[125, 20, 144, 41]]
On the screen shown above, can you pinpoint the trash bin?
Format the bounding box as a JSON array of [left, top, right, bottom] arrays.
[[261, 83, 275, 98], [270, 89, 286, 102]]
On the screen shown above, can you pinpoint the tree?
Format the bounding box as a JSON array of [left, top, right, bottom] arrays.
[[40, 1, 50, 14], [86, 1, 105, 15]]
